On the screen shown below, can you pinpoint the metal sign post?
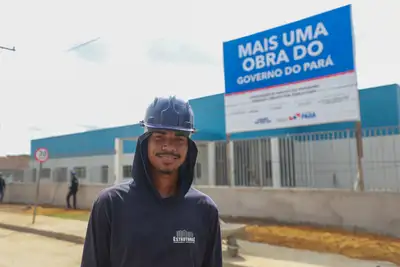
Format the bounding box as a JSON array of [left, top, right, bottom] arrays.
[[355, 121, 365, 191], [32, 147, 49, 224], [225, 134, 234, 186]]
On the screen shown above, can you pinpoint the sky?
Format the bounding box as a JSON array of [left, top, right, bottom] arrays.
[[0, 0, 399, 156]]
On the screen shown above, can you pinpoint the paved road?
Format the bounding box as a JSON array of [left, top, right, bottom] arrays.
[[230, 240, 396, 267], [0, 229, 82, 267]]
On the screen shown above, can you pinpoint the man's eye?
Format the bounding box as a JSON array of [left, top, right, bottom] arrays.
[[154, 135, 163, 140]]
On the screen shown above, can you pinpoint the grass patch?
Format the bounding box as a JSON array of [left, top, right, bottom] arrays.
[[46, 212, 90, 221], [17, 205, 91, 222]]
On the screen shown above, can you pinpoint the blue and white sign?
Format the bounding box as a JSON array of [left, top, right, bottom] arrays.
[[223, 5, 360, 133]]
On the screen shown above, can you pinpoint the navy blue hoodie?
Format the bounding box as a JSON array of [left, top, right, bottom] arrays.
[[81, 133, 222, 267]]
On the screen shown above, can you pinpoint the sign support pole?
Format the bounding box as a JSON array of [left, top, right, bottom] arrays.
[[32, 162, 42, 224], [355, 121, 365, 191], [226, 134, 233, 186], [32, 147, 49, 224]]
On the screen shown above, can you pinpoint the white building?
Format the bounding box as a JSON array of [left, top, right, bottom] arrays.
[[29, 84, 400, 191]]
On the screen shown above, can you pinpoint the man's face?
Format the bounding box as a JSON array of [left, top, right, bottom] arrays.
[[147, 130, 188, 175]]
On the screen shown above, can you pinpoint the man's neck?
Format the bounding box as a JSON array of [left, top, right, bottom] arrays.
[[152, 172, 179, 198]]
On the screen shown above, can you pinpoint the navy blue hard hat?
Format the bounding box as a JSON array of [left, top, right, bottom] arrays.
[[140, 96, 195, 133]]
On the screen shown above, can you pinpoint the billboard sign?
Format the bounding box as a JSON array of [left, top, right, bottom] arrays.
[[223, 5, 359, 133]]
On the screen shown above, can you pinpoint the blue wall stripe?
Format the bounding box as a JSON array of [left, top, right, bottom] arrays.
[[31, 84, 400, 158]]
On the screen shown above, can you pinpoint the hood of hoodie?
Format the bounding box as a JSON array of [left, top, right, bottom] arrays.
[[131, 132, 198, 201]]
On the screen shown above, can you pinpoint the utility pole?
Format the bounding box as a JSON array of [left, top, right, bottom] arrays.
[[0, 45, 16, 52]]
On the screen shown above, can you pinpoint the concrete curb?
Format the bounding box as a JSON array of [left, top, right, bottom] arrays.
[[0, 223, 84, 244]]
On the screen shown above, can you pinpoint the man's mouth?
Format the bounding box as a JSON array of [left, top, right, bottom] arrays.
[[158, 154, 178, 160], [156, 153, 180, 164]]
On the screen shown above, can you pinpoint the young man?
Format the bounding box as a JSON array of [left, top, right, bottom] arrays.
[[66, 171, 79, 209], [81, 96, 222, 267]]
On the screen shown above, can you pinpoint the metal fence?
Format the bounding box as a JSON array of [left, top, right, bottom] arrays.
[[9, 166, 112, 185], [214, 126, 400, 192], [0, 169, 25, 183], [10, 126, 400, 192]]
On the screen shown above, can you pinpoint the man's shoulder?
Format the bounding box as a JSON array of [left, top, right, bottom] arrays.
[[95, 179, 137, 206], [186, 187, 219, 211], [90, 180, 140, 221]]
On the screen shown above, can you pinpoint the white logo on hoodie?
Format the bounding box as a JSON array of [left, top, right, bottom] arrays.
[[172, 230, 196, 244]]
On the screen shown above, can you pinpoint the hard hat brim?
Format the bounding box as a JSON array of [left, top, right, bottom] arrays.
[[140, 121, 195, 133]]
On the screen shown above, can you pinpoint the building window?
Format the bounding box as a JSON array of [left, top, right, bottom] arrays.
[[195, 163, 202, 179], [101, 165, 109, 184], [53, 167, 68, 182], [123, 165, 132, 178], [39, 168, 51, 179], [73, 167, 86, 179]]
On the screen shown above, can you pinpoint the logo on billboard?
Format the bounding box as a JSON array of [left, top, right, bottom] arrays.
[[289, 112, 316, 120], [276, 117, 289, 123], [254, 117, 271, 124]]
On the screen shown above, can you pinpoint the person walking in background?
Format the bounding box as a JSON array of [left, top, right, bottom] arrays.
[[0, 173, 6, 203], [66, 170, 79, 209]]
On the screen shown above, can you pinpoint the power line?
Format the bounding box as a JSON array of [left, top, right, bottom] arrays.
[[66, 37, 100, 52], [0, 45, 16, 52]]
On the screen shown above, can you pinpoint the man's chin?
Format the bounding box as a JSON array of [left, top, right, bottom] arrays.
[[157, 168, 175, 175]]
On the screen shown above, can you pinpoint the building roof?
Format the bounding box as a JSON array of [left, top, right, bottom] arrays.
[[0, 155, 30, 170]]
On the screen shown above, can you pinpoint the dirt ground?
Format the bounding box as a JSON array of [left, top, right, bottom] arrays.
[[244, 225, 400, 265], [2, 204, 400, 265]]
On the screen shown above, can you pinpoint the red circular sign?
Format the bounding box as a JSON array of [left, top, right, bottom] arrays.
[[34, 148, 49, 163]]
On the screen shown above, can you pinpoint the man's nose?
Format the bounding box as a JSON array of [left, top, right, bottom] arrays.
[[161, 142, 177, 152]]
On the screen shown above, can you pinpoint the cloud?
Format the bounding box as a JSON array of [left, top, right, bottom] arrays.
[[27, 126, 43, 132], [146, 38, 217, 66]]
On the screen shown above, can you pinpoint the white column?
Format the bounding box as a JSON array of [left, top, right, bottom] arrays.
[[270, 137, 282, 188], [114, 138, 123, 184], [207, 142, 216, 186], [227, 141, 235, 187]]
